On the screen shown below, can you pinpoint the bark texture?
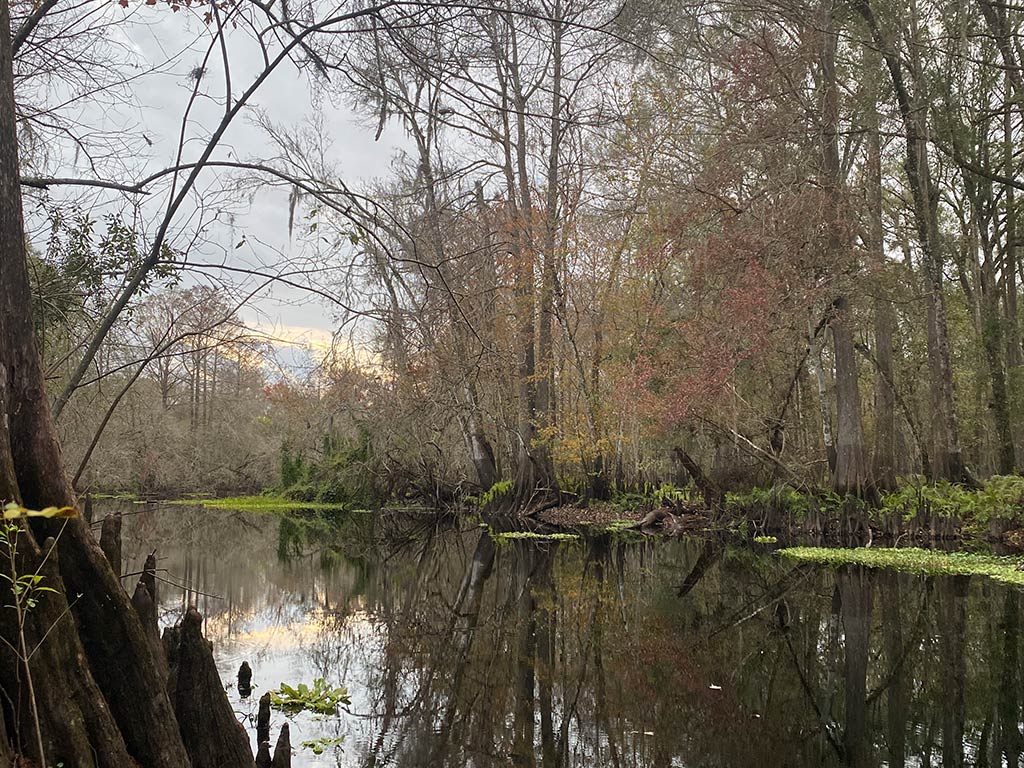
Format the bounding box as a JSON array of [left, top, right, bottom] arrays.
[[164, 609, 254, 768], [99, 512, 122, 576], [0, 1, 191, 763]]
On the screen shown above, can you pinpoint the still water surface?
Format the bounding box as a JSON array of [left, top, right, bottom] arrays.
[[110, 501, 1023, 767]]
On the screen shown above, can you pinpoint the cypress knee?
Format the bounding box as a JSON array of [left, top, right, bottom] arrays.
[[99, 512, 122, 576], [257, 692, 272, 744], [272, 723, 292, 768], [238, 661, 253, 698], [256, 741, 272, 768], [165, 608, 253, 768]]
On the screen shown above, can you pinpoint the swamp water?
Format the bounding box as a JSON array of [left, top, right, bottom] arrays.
[[110, 500, 1024, 767]]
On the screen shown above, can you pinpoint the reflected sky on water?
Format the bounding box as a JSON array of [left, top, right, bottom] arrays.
[[111, 500, 1024, 768]]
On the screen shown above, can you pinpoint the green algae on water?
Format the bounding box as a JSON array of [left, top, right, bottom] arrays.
[[779, 546, 1024, 587], [494, 531, 581, 542], [167, 495, 352, 512]]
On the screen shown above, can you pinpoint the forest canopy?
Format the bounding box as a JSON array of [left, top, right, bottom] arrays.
[[12, 0, 1024, 506]]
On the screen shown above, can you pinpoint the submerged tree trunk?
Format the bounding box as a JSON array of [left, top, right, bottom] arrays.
[[839, 567, 872, 768]]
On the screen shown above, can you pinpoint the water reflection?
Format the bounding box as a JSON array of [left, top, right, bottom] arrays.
[[110, 501, 1024, 767]]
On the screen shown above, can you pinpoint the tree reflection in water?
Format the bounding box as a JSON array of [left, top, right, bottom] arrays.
[[117, 501, 1024, 768]]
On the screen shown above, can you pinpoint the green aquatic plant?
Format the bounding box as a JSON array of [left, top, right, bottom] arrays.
[[652, 483, 690, 506], [301, 736, 345, 755], [606, 519, 637, 532], [168, 495, 351, 512], [779, 546, 1024, 587], [269, 679, 350, 715], [493, 531, 580, 542]]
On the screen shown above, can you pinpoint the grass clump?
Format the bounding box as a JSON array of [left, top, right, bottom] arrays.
[[606, 519, 637, 532], [779, 546, 1024, 586]]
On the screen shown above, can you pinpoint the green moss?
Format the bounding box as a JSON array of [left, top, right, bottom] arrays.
[[92, 491, 140, 501], [779, 546, 1024, 586], [167, 495, 352, 512], [606, 519, 637, 532]]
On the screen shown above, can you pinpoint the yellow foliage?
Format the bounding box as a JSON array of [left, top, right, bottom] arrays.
[[2, 502, 77, 520]]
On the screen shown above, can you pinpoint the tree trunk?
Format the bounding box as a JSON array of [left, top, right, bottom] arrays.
[[0, 705, 11, 768], [820, 1, 867, 497], [0, 534, 135, 767], [855, 0, 967, 482], [981, 263, 1015, 473], [0, 3, 191, 763], [809, 320, 837, 475], [864, 54, 899, 488], [832, 300, 869, 496]]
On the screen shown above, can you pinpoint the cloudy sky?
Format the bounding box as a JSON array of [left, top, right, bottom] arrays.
[[28, 1, 410, 365]]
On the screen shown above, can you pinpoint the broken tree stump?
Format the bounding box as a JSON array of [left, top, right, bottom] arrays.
[[164, 608, 253, 768], [99, 512, 122, 576]]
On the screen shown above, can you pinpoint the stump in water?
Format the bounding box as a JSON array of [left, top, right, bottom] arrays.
[[164, 608, 253, 768], [99, 511, 122, 576], [140, 550, 158, 602], [238, 661, 253, 698], [257, 691, 272, 744], [272, 723, 292, 768], [256, 740, 273, 767]]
